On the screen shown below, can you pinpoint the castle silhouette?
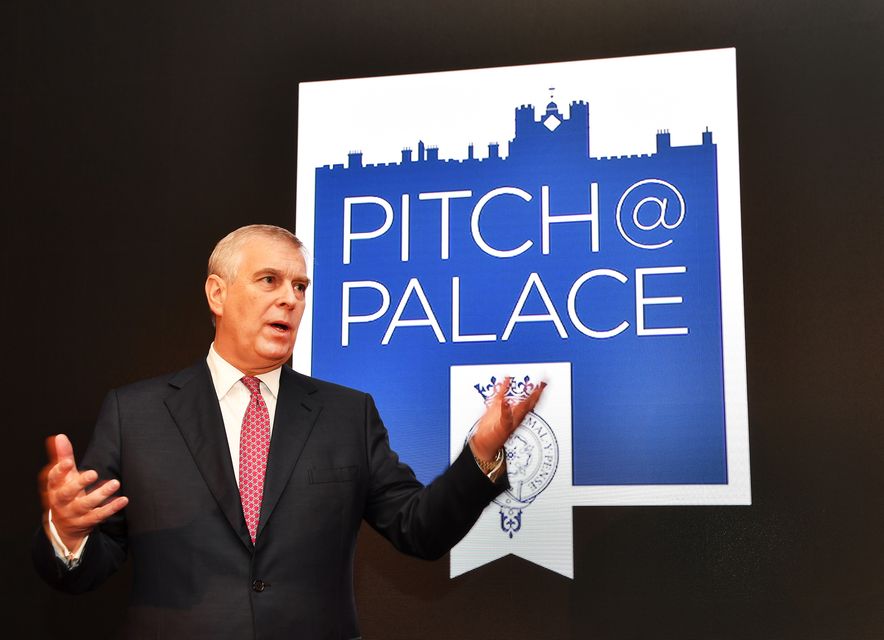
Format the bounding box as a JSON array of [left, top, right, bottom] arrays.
[[317, 97, 715, 173]]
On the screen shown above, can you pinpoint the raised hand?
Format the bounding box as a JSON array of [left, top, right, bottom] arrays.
[[39, 434, 128, 552], [468, 376, 546, 462]]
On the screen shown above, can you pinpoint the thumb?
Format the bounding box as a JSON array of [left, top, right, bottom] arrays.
[[52, 433, 77, 471]]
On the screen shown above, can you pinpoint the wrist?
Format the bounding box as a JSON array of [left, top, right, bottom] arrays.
[[472, 446, 506, 482], [468, 437, 497, 463], [45, 512, 88, 567], [47, 510, 87, 555]]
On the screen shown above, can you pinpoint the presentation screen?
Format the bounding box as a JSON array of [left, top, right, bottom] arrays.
[[295, 48, 749, 578]]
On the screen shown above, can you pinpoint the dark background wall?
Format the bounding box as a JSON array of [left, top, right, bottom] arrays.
[[5, 1, 883, 638]]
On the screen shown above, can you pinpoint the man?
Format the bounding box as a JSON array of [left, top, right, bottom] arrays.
[[34, 224, 544, 639]]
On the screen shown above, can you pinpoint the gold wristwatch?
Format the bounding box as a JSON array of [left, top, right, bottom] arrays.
[[475, 447, 506, 482]]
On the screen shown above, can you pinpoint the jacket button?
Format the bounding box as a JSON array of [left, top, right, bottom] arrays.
[[252, 580, 266, 592]]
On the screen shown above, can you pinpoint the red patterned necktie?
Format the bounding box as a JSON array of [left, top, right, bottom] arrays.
[[239, 376, 271, 544]]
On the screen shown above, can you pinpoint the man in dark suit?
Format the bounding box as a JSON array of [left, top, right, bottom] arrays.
[[34, 224, 544, 639]]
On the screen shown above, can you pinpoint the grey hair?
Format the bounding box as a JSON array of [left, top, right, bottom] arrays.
[[208, 224, 303, 282]]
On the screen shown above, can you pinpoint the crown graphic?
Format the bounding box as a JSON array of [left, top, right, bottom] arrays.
[[474, 375, 537, 406]]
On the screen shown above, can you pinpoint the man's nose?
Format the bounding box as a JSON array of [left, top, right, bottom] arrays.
[[278, 285, 298, 307]]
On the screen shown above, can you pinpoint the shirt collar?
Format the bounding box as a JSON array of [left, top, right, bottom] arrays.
[[206, 343, 281, 401]]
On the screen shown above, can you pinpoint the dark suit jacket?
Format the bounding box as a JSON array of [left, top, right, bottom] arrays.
[[33, 361, 503, 639]]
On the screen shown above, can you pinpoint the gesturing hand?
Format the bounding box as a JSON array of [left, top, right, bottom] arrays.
[[468, 376, 546, 462], [39, 434, 128, 553]]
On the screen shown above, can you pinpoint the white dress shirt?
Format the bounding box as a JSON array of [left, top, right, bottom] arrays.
[[206, 343, 280, 484]]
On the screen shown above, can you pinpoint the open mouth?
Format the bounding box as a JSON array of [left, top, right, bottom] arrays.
[[269, 322, 291, 333]]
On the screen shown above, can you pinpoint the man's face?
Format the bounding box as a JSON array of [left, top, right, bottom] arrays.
[[207, 235, 309, 375]]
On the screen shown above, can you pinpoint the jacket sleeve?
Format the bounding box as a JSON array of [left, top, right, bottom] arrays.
[[32, 390, 129, 593], [361, 392, 506, 560]]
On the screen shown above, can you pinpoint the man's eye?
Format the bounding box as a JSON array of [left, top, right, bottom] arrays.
[[294, 283, 307, 292], [262, 276, 275, 284]]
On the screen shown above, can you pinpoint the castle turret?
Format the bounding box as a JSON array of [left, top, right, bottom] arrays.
[[515, 104, 535, 139], [568, 100, 589, 158], [508, 98, 590, 162]]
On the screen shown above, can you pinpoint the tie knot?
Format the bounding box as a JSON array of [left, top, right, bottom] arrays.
[[241, 376, 262, 396]]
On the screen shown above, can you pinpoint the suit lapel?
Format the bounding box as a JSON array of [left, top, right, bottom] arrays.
[[256, 366, 321, 540], [164, 362, 253, 552]]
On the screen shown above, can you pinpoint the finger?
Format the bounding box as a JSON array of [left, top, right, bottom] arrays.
[[83, 496, 129, 526], [54, 469, 100, 503], [46, 458, 75, 488], [493, 376, 511, 417], [46, 456, 86, 491], [500, 401, 517, 436], [523, 380, 546, 412], [81, 479, 122, 509], [497, 377, 512, 402], [53, 434, 77, 469], [511, 381, 547, 425]]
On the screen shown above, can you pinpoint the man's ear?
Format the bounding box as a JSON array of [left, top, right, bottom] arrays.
[[205, 274, 227, 318]]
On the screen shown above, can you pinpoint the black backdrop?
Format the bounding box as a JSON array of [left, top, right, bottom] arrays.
[[5, 1, 883, 638]]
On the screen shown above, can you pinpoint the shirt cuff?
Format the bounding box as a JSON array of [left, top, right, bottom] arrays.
[[47, 509, 87, 569]]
